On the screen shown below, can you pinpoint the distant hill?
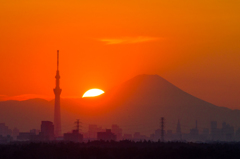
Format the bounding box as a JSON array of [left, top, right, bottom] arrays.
[[0, 74, 240, 135]]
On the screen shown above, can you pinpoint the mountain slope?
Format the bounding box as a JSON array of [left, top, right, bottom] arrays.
[[105, 74, 240, 134]]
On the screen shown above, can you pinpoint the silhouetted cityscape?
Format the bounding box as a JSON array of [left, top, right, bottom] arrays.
[[1, 0, 240, 157], [0, 50, 240, 159], [0, 51, 240, 144], [1, 119, 240, 144]]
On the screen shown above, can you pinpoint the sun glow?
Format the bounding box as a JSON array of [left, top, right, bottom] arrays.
[[82, 89, 105, 98]]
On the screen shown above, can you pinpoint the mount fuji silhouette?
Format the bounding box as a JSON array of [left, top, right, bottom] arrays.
[[0, 74, 239, 135]]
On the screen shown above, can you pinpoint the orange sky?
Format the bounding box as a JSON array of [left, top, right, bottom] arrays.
[[0, 0, 240, 109]]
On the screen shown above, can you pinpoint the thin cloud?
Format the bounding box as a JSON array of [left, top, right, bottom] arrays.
[[0, 94, 52, 101], [0, 94, 86, 101], [0, 95, 7, 101], [99, 36, 162, 45]]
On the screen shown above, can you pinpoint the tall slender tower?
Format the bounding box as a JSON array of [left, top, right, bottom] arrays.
[[54, 50, 62, 137]]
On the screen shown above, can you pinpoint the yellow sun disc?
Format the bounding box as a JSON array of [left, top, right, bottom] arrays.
[[82, 89, 105, 98]]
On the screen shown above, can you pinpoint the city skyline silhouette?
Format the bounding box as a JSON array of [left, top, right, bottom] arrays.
[[0, 72, 240, 142], [0, 0, 240, 158]]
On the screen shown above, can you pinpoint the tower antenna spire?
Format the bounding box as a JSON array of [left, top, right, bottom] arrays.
[[57, 50, 59, 71]]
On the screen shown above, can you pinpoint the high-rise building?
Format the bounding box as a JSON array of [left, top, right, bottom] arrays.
[[111, 125, 122, 141], [64, 130, 83, 142], [189, 120, 199, 141], [88, 125, 104, 139], [40, 121, 54, 140], [54, 50, 62, 137], [97, 129, 117, 141], [235, 127, 240, 140], [12, 128, 19, 140], [176, 119, 182, 140], [221, 122, 234, 141], [210, 121, 217, 140], [0, 123, 12, 137]]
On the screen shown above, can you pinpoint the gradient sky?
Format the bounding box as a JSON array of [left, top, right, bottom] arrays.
[[0, 0, 240, 109]]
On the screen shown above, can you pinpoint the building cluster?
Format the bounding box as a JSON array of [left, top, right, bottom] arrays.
[[1, 120, 240, 143], [151, 120, 238, 142], [17, 121, 54, 141], [0, 121, 83, 143], [82, 124, 122, 141]]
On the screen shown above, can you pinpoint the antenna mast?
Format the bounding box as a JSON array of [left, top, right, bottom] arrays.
[[57, 50, 59, 71], [75, 119, 82, 133], [161, 117, 165, 142]]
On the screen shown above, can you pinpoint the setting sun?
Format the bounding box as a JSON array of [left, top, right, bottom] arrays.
[[82, 89, 105, 98]]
